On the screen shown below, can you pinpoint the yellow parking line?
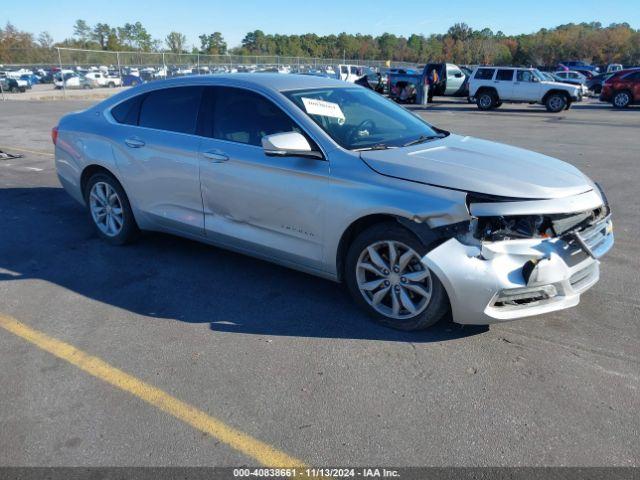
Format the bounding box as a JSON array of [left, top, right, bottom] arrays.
[[0, 146, 54, 157], [0, 314, 306, 467]]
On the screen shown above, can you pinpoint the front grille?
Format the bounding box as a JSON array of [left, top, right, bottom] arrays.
[[573, 216, 612, 259]]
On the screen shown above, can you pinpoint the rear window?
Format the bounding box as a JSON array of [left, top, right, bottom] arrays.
[[111, 94, 145, 126], [474, 68, 495, 80], [495, 69, 513, 81], [138, 87, 203, 134]]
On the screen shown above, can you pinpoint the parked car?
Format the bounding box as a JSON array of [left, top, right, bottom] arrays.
[[53, 74, 613, 330], [553, 70, 588, 85], [546, 72, 589, 96], [19, 73, 39, 87], [469, 67, 582, 112], [121, 74, 144, 87], [388, 63, 468, 103], [586, 72, 615, 95], [559, 61, 599, 73], [84, 71, 122, 88], [0, 77, 27, 93], [599, 68, 640, 108], [54, 72, 96, 90], [336, 64, 365, 83]]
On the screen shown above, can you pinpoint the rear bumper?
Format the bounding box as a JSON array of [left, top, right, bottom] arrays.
[[422, 219, 614, 325]]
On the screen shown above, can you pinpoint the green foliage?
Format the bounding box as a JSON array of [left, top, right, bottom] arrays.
[[1, 20, 639, 66]]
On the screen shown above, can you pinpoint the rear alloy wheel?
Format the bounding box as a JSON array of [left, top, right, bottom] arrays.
[[345, 223, 449, 330], [545, 93, 567, 112], [613, 91, 631, 108], [85, 173, 138, 245], [476, 91, 496, 111]]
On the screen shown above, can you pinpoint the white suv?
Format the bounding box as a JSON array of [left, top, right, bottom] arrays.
[[469, 67, 582, 112]]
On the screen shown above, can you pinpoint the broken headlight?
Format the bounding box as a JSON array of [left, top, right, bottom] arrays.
[[475, 215, 552, 241]]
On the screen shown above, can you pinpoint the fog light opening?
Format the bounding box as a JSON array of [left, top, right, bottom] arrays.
[[493, 285, 558, 307]]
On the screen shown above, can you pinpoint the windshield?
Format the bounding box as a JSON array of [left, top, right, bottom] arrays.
[[531, 69, 546, 81], [284, 87, 445, 150]]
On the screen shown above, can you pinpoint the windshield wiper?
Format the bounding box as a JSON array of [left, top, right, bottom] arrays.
[[402, 134, 444, 147], [353, 143, 393, 151]]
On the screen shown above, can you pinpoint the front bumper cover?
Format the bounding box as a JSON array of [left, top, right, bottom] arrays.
[[422, 218, 614, 325]]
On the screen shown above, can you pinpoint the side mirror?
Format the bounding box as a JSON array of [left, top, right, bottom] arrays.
[[532, 76, 539, 83], [262, 131, 323, 159]]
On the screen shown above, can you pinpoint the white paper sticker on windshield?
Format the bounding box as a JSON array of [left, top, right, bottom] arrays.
[[301, 97, 345, 120]]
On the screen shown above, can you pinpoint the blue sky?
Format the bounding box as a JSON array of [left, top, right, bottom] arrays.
[[5, 0, 639, 49]]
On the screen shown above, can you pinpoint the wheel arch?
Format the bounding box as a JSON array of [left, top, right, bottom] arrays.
[[80, 164, 124, 204], [335, 213, 449, 282], [475, 86, 498, 98], [542, 89, 570, 103]]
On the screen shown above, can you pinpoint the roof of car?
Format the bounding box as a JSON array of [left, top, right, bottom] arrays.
[[147, 73, 349, 91]]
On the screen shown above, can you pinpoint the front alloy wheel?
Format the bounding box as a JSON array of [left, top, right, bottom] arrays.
[[345, 223, 449, 331], [546, 93, 567, 112], [356, 240, 432, 320], [613, 91, 631, 108]]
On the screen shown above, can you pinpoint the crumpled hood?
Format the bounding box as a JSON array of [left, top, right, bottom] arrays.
[[360, 134, 594, 199]]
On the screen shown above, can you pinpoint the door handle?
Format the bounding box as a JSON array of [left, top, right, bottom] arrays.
[[124, 138, 145, 148], [203, 151, 229, 162]]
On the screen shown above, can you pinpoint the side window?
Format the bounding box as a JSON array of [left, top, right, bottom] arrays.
[[209, 87, 301, 147], [138, 87, 203, 134], [517, 70, 534, 82], [111, 94, 146, 126], [341, 66, 349, 74], [474, 68, 495, 80], [496, 69, 514, 81], [350, 66, 359, 75]]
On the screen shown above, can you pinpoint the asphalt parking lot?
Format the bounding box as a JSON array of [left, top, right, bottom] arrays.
[[0, 97, 639, 467]]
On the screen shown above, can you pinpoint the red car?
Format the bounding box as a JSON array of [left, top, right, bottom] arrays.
[[600, 68, 640, 108]]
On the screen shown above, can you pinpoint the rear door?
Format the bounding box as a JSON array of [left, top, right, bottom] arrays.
[[493, 69, 514, 99], [624, 71, 640, 100], [197, 86, 329, 269], [111, 86, 205, 235]]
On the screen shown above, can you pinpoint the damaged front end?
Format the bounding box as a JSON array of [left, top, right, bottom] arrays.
[[421, 187, 614, 325]]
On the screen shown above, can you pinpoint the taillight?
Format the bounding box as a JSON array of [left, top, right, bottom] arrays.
[[51, 126, 58, 145]]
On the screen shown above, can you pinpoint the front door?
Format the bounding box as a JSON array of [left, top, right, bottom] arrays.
[[445, 65, 465, 95], [513, 70, 542, 101], [197, 86, 329, 270]]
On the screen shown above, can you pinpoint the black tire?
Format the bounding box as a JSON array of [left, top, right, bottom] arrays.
[[495, 101, 503, 108], [612, 90, 631, 109], [344, 222, 450, 331], [545, 93, 567, 112], [108, 81, 115, 88], [10, 86, 18, 93], [83, 84, 91, 90], [476, 91, 496, 111], [83, 172, 139, 245]]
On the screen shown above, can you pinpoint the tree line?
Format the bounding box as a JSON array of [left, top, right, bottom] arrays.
[[1, 19, 639, 66]]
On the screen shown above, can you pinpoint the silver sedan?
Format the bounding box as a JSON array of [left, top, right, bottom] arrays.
[[53, 74, 613, 330]]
